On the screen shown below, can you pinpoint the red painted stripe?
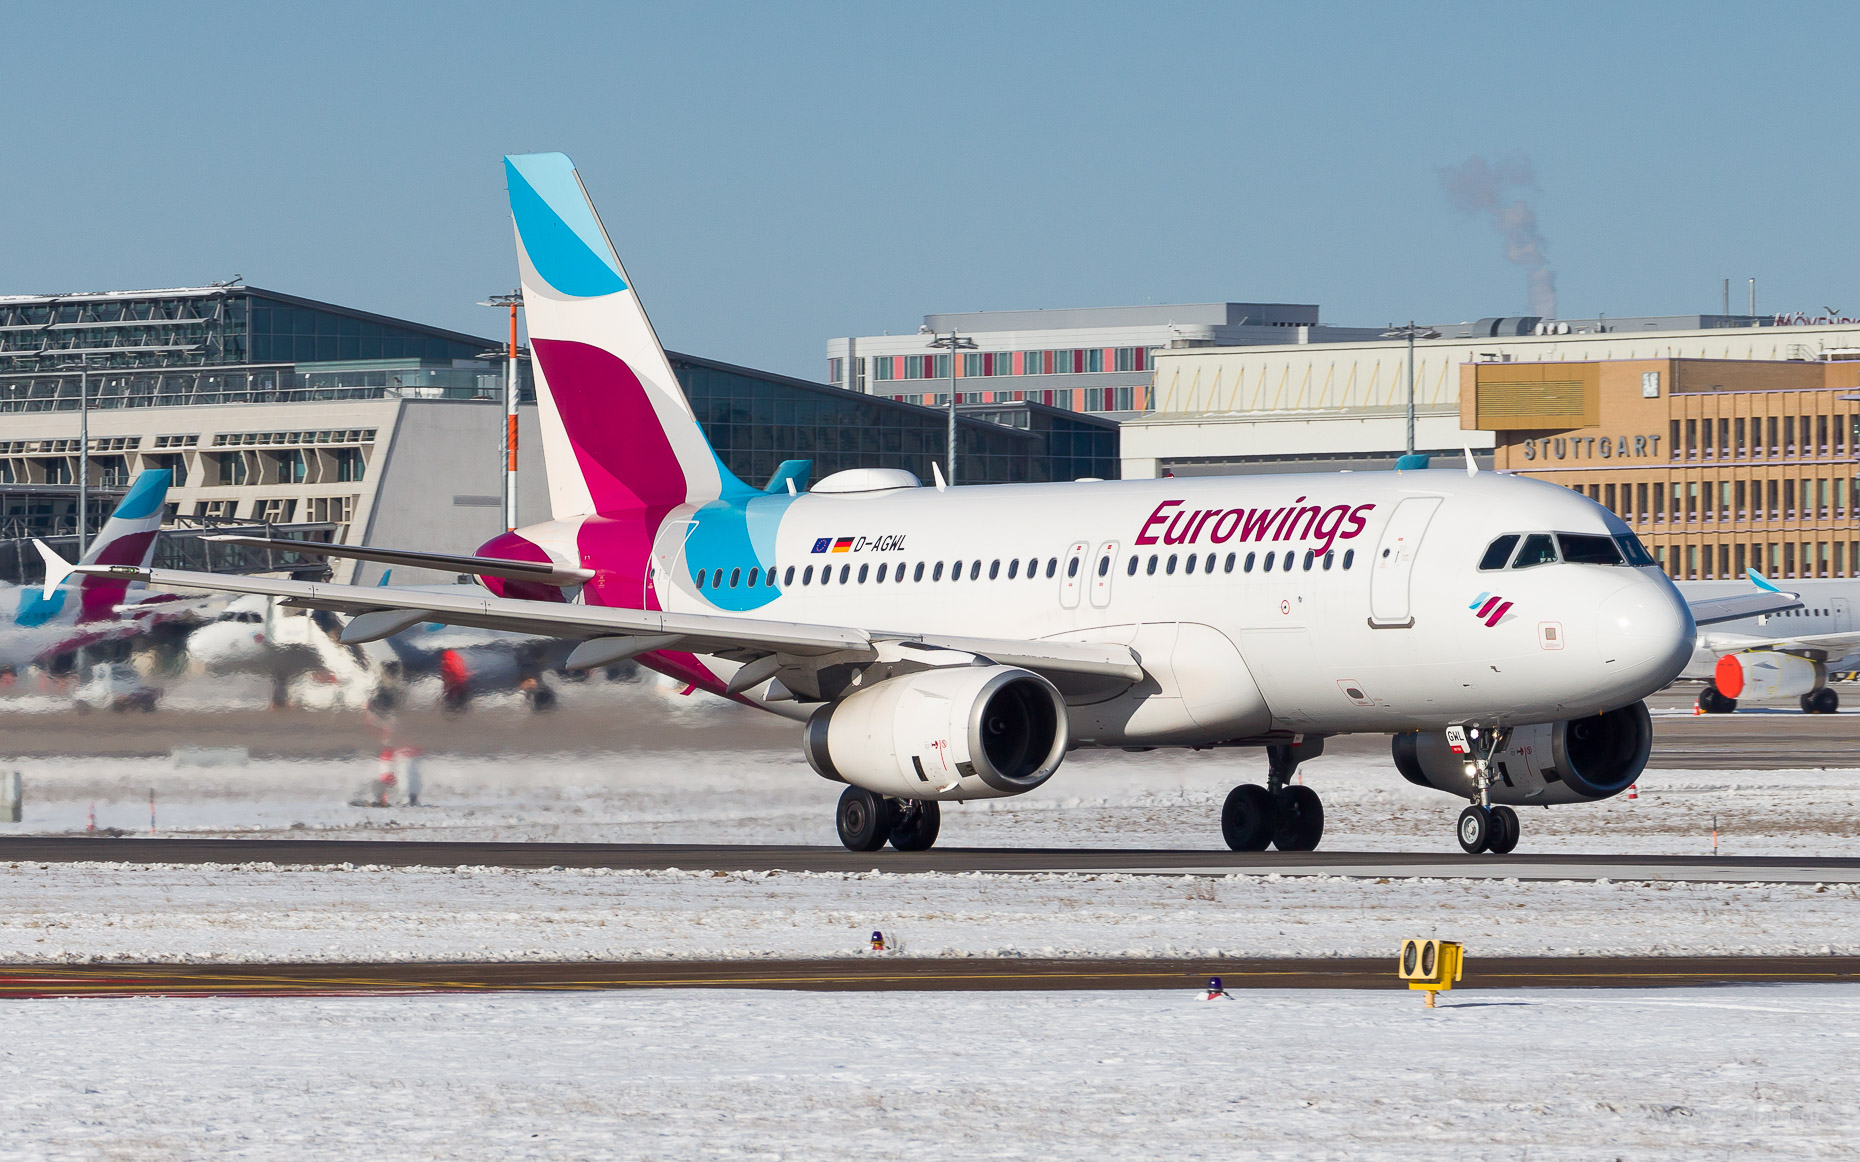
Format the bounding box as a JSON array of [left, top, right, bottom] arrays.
[[1485, 601, 1514, 627], [1476, 596, 1503, 618]]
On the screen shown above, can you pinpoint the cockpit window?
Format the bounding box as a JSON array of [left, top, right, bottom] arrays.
[[1557, 533, 1623, 566], [1478, 535, 1520, 571], [1511, 533, 1559, 569], [1613, 533, 1657, 568]]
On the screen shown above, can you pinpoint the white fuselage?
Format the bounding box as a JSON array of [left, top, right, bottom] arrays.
[[637, 468, 1695, 742]]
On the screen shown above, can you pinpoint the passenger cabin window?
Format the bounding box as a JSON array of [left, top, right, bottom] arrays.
[[1479, 534, 1520, 571], [1512, 534, 1558, 569]]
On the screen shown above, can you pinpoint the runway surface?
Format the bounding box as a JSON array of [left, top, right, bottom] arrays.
[[1, 685, 1855, 767], [3, 955, 1857, 997], [6, 836, 1859, 882]]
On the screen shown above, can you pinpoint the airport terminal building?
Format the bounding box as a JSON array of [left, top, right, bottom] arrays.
[[1, 286, 1116, 585], [1466, 355, 1860, 580], [826, 303, 1384, 420]]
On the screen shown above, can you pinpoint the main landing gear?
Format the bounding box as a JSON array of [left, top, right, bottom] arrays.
[[835, 787, 942, 852], [1801, 687, 1840, 714], [1221, 738, 1326, 852], [1696, 685, 1737, 714], [1453, 724, 1520, 855]]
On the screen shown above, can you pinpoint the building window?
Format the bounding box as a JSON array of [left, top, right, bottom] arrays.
[[1769, 416, 1780, 457], [1670, 420, 1682, 460], [1604, 483, 1617, 513], [1735, 417, 1746, 457], [333, 447, 365, 483], [828, 357, 844, 385]]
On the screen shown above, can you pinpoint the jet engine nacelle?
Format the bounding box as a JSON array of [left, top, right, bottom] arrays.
[[804, 665, 1068, 801], [1713, 652, 1824, 701], [1392, 701, 1652, 806]]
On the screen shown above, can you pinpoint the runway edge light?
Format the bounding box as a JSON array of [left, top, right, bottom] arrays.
[[1397, 938, 1463, 1008]]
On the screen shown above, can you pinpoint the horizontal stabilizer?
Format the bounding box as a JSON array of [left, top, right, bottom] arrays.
[[203, 535, 594, 585], [1687, 589, 1801, 627]]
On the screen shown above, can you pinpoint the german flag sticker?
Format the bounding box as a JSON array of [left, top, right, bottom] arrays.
[[831, 537, 855, 553]]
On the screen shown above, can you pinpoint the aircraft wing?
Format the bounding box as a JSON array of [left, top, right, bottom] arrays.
[[51, 562, 1145, 685], [1699, 628, 1860, 659], [1686, 589, 1801, 626]]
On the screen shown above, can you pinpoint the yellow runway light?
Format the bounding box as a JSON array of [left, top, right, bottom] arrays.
[[1397, 938, 1463, 1008]]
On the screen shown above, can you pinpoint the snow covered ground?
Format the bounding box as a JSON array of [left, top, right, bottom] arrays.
[[3, 860, 1857, 963], [1, 985, 1856, 1160], [5, 744, 1859, 856]]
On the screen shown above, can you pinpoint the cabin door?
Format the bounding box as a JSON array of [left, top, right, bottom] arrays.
[[1367, 497, 1442, 628]]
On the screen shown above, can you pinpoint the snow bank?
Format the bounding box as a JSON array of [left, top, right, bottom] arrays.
[[0, 985, 1855, 1159], [3, 861, 1857, 963]]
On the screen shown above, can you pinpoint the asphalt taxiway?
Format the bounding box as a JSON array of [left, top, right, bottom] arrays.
[[5, 836, 1859, 883], [3, 955, 1856, 997]]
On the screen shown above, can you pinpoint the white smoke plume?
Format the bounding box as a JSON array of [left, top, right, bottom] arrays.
[[1438, 155, 1558, 318]]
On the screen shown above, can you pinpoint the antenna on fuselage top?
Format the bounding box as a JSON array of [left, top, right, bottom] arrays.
[[931, 462, 947, 493], [1463, 446, 1478, 477]]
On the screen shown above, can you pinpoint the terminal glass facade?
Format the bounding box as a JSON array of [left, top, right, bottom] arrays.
[[671, 354, 1119, 487]]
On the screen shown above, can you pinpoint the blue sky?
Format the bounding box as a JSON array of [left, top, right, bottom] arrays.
[[3, 2, 1851, 379]]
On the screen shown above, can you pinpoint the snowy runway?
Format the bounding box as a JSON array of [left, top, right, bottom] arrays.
[[2, 985, 1855, 1159]]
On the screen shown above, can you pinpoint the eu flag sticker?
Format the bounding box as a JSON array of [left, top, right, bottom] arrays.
[[811, 537, 831, 554]]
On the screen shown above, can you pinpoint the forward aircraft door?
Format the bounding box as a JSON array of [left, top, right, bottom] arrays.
[[1089, 541, 1120, 608], [1368, 497, 1441, 628], [1059, 541, 1089, 609], [1836, 598, 1852, 632]]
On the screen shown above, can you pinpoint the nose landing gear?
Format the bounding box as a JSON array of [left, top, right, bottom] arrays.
[[1221, 737, 1326, 852], [1451, 724, 1520, 854], [1457, 803, 1519, 854]]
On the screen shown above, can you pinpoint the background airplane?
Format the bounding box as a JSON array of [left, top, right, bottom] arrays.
[[1, 470, 193, 678], [1677, 572, 1859, 712]]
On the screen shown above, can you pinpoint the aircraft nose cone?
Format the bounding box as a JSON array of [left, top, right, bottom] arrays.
[[1598, 581, 1694, 691]]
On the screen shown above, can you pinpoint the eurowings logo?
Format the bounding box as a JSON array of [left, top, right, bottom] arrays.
[[1469, 592, 1515, 628]]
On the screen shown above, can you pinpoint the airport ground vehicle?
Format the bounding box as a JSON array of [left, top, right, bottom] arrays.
[[47, 154, 1787, 855]]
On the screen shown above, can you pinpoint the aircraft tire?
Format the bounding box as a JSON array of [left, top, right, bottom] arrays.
[[888, 800, 941, 852], [1457, 805, 1491, 855], [1221, 784, 1274, 852], [1697, 686, 1737, 714], [835, 787, 895, 852], [1487, 805, 1520, 854], [1270, 785, 1324, 852], [1803, 687, 1840, 714]]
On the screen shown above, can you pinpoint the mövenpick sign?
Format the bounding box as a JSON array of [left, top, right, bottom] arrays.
[[1135, 498, 1377, 557]]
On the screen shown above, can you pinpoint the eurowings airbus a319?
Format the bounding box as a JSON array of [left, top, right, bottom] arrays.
[[44, 153, 1784, 856]]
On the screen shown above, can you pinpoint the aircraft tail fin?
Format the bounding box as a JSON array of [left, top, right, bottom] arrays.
[[504, 152, 749, 521], [21, 469, 170, 625]]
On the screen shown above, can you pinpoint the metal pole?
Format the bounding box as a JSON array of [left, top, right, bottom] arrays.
[[78, 366, 89, 557], [1404, 328, 1415, 455], [946, 331, 958, 486], [505, 302, 519, 531]]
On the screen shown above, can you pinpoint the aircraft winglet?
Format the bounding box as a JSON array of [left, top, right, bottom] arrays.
[[32, 539, 77, 599], [1746, 567, 1782, 593]]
